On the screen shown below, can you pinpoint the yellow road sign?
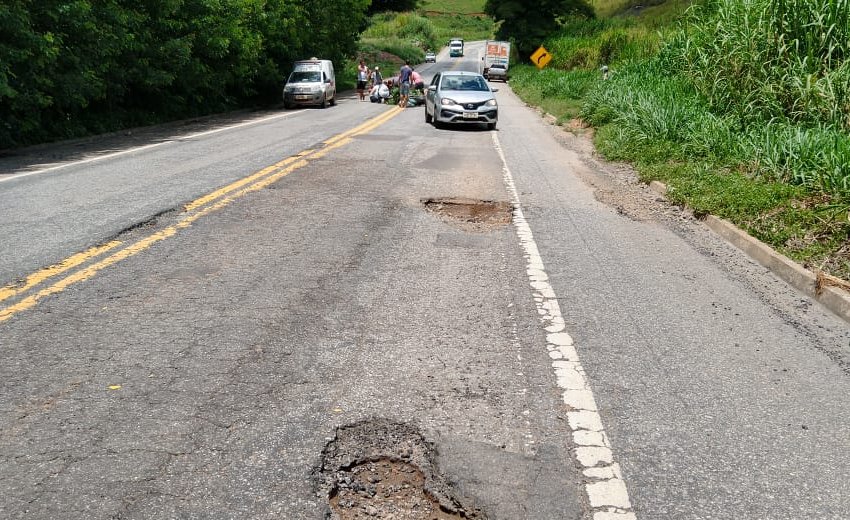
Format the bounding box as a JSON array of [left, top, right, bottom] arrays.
[[530, 46, 552, 69]]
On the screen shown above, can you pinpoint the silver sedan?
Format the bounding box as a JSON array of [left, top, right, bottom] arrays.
[[424, 71, 498, 130]]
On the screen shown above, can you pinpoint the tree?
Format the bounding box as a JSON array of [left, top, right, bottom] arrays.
[[484, 0, 593, 57], [304, 0, 370, 66]]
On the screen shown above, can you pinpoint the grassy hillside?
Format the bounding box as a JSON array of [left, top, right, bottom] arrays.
[[421, 0, 487, 14], [347, 0, 493, 87], [425, 13, 494, 42], [420, 0, 493, 42], [593, 0, 691, 22], [508, 0, 850, 281]]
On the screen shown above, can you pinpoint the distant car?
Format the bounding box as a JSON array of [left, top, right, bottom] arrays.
[[424, 51, 436, 63], [485, 64, 508, 82], [424, 71, 498, 130]]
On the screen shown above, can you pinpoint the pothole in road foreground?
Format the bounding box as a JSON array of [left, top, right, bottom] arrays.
[[422, 198, 513, 232], [317, 419, 486, 520]]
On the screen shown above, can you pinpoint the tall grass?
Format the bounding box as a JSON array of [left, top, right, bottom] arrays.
[[655, 0, 850, 194], [510, 66, 597, 103], [668, 0, 850, 131], [548, 18, 662, 69], [744, 124, 850, 192], [581, 60, 741, 161]]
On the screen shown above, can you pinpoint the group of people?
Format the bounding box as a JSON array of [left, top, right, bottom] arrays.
[[397, 61, 426, 108], [357, 60, 389, 103], [357, 60, 426, 107]]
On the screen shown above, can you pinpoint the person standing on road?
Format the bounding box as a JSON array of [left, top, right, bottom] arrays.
[[357, 60, 369, 101], [371, 66, 383, 89], [398, 61, 413, 108]]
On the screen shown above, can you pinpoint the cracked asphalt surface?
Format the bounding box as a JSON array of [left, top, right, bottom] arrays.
[[1, 43, 849, 519]]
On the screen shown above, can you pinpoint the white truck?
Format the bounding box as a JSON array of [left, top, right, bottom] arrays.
[[449, 38, 464, 58], [482, 40, 511, 80], [282, 58, 336, 109]]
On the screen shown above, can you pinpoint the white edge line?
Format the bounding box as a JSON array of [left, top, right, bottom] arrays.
[[0, 110, 301, 184], [492, 131, 637, 520]]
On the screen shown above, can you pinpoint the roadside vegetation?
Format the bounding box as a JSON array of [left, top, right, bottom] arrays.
[[1, 0, 487, 150], [506, 0, 850, 280], [0, 0, 372, 150]]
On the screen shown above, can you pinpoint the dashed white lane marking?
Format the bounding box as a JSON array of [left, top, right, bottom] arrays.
[[0, 110, 301, 183], [492, 132, 637, 520]]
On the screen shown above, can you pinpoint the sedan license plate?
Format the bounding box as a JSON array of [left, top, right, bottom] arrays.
[[296, 95, 312, 100], [463, 111, 478, 119]]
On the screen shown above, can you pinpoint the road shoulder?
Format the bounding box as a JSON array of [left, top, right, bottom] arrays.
[[538, 108, 850, 324]]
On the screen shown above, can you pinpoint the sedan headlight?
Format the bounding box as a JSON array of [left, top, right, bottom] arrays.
[[440, 98, 457, 106], [486, 99, 497, 106]]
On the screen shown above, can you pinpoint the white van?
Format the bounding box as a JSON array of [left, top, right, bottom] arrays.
[[283, 59, 336, 109]]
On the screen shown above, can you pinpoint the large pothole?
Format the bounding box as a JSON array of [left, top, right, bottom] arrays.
[[422, 198, 513, 232], [316, 419, 486, 520]]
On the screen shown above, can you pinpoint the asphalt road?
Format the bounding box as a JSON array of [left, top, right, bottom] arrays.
[[1, 42, 848, 519]]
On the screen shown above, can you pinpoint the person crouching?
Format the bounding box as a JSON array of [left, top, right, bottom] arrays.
[[370, 81, 390, 103]]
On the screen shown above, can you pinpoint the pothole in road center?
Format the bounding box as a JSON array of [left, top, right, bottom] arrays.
[[422, 198, 513, 232], [329, 458, 468, 520], [316, 419, 487, 520]]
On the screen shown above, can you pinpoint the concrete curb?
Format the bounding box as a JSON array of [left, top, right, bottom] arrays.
[[648, 181, 850, 323]]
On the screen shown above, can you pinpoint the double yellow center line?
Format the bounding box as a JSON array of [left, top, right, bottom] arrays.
[[0, 107, 403, 323]]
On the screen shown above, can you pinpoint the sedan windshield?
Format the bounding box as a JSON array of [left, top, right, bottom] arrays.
[[440, 76, 489, 91]]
